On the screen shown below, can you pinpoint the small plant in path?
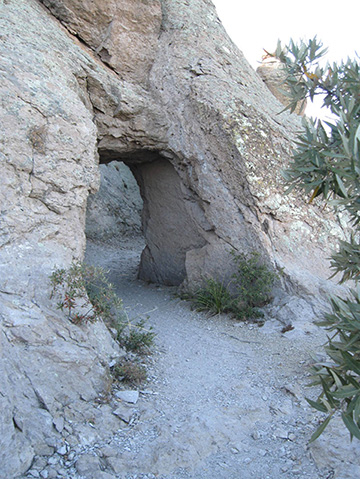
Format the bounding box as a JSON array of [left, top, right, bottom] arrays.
[[230, 251, 278, 319], [185, 250, 277, 321], [190, 278, 234, 316], [50, 262, 155, 353], [111, 359, 147, 385]]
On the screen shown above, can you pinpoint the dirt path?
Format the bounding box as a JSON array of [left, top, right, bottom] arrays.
[[82, 240, 343, 479]]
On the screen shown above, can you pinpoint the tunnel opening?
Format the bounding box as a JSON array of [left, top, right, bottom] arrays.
[[85, 151, 208, 286]]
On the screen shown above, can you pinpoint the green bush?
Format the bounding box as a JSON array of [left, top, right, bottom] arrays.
[[190, 278, 234, 316], [50, 262, 155, 353], [231, 251, 278, 319], [306, 289, 360, 441], [185, 251, 277, 320], [118, 318, 156, 354], [275, 37, 360, 440]]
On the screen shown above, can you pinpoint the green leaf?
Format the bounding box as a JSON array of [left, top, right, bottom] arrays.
[[354, 396, 360, 422], [341, 351, 360, 375], [342, 413, 360, 440], [334, 174, 348, 198], [306, 397, 328, 413], [309, 415, 332, 443], [332, 385, 359, 398]]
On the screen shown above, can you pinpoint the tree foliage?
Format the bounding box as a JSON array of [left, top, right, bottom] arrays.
[[275, 37, 360, 440]]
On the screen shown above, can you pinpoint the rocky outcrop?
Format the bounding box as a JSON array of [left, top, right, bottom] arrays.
[[0, 0, 348, 475], [85, 162, 142, 242], [257, 57, 307, 115]]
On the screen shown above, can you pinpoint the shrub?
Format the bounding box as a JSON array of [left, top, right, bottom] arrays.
[[185, 251, 277, 320], [111, 360, 147, 385], [275, 37, 360, 440], [50, 262, 155, 353], [117, 318, 156, 354], [306, 289, 360, 441], [50, 262, 122, 324], [231, 251, 278, 319], [190, 278, 234, 315]]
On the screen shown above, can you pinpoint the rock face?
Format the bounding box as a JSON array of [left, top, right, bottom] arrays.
[[0, 0, 347, 475], [85, 162, 142, 242]]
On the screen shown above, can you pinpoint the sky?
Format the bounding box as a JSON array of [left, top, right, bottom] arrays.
[[212, 0, 359, 118], [212, 0, 359, 69]]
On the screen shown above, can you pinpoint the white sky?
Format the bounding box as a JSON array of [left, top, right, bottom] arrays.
[[212, 0, 359, 119], [212, 0, 359, 69]]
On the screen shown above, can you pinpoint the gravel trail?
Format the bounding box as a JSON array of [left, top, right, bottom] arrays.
[[82, 240, 337, 479]]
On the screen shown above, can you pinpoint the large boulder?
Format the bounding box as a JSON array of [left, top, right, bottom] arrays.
[[0, 0, 347, 475]]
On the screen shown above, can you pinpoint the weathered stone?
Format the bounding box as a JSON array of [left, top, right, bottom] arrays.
[[115, 390, 139, 404], [40, 0, 162, 85], [75, 454, 115, 479], [257, 57, 307, 115], [53, 416, 65, 434], [112, 404, 135, 423]]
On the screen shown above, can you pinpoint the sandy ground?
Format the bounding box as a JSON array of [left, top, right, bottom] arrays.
[[81, 239, 359, 479]]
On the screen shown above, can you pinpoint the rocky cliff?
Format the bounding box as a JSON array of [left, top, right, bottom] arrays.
[[0, 0, 347, 476]]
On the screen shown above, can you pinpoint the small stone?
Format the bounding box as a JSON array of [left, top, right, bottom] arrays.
[[40, 470, 49, 479], [113, 405, 135, 423], [275, 428, 289, 439], [288, 433, 296, 441], [57, 468, 67, 476], [57, 445, 67, 455], [115, 390, 139, 404], [46, 470, 57, 479], [27, 470, 40, 478], [251, 430, 260, 440], [53, 416, 64, 433], [67, 451, 76, 461], [47, 457, 58, 466], [230, 447, 239, 454]]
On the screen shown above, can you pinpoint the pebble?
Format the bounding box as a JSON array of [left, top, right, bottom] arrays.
[[113, 405, 135, 423], [40, 470, 49, 479], [57, 445, 68, 455], [27, 470, 40, 478], [53, 416, 65, 433], [275, 428, 289, 439], [115, 390, 139, 404]]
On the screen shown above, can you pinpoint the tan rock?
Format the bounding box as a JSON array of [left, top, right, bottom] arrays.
[[40, 0, 162, 84], [257, 57, 307, 115]]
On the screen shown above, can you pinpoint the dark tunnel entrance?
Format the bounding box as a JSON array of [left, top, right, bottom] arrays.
[[85, 150, 207, 286]]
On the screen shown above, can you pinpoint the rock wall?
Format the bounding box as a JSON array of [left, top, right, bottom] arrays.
[[85, 162, 143, 242], [0, 0, 347, 475]]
